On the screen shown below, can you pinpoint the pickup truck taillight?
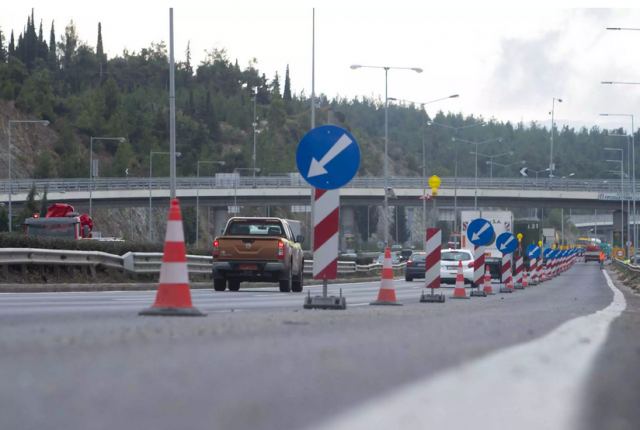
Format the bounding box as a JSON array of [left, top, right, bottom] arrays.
[[407, 260, 413, 267], [277, 240, 285, 260], [213, 240, 220, 258]]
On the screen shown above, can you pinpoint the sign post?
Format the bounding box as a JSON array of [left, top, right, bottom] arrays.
[[496, 231, 517, 293], [298, 125, 360, 310], [467, 218, 495, 298]]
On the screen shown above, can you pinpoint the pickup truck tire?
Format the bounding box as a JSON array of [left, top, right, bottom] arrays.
[[292, 264, 304, 292], [228, 280, 241, 291], [279, 269, 292, 293], [213, 279, 226, 291]]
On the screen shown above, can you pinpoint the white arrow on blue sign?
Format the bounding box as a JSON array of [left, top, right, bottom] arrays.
[[466, 218, 495, 246], [496, 232, 518, 254], [527, 244, 541, 259], [296, 125, 360, 190]]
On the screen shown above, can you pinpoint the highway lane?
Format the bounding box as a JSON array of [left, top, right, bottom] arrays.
[[0, 262, 635, 430]]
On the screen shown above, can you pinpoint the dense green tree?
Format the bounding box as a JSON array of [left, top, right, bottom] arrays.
[[39, 187, 49, 217], [0, 28, 6, 62], [390, 206, 409, 245], [15, 184, 39, 230], [0, 206, 8, 232], [34, 152, 55, 178]]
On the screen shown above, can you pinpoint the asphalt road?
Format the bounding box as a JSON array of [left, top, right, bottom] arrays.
[[0, 262, 637, 430]]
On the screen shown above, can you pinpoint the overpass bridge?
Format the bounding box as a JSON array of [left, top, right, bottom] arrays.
[[0, 176, 632, 211]]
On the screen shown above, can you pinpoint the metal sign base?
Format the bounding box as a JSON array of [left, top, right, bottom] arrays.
[[303, 281, 347, 310], [514, 284, 525, 290], [419, 289, 445, 303], [470, 289, 487, 297], [499, 286, 514, 293]]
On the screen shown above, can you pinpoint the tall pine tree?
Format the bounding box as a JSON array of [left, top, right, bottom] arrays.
[[8, 30, 14, 57], [283, 65, 292, 101], [48, 21, 57, 69], [96, 22, 105, 81]]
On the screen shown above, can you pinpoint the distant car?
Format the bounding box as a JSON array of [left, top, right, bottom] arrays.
[[404, 252, 426, 281], [376, 252, 402, 265], [440, 249, 474, 285], [399, 249, 413, 262]]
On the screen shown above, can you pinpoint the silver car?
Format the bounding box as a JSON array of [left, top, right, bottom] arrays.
[[440, 249, 474, 285]]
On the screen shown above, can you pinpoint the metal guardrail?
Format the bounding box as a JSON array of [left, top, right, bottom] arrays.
[[613, 258, 640, 273], [0, 175, 633, 194], [0, 248, 403, 279]]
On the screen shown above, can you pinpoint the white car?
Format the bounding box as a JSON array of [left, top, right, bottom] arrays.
[[440, 248, 474, 285]]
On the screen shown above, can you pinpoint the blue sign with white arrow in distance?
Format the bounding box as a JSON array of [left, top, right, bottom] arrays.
[[466, 218, 495, 246], [543, 248, 554, 259], [296, 125, 360, 190], [527, 244, 541, 259], [496, 232, 518, 254]]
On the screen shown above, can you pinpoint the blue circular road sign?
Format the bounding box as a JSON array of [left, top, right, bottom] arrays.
[[466, 218, 495, 246], [527, 244, 541, 259], [496, 232, 518, 255], [296, 125, 360, 190]]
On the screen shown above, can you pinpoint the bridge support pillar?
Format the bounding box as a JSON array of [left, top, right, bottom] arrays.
[[340, 206, 356, 252], [212, 207, 230, 238]]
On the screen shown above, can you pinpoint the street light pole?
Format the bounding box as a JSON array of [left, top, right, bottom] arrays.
[[426, 120, 485, 235], [350, 64, 423, 246], [452, 136, 503, 210], [149, 151, 181, 242], [196, 160, 225, 245], [549, 97, 563, 177], [89, 136, 125, 219], [606, 147, 625, 249], [601, 112, 636, 260], [7, 119, 49, 232], [389, 95, 459, 250]]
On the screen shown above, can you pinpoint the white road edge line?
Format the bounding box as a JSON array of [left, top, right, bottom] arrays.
[[311, 270, 626, 430]]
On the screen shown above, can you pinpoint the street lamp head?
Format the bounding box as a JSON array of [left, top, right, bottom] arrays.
[[601, 81, 613, 84], [350, 64, 361, 70], [449, 94, 460, 98], [558, 98, 563, 103], [411, 67, 423, 73], [176, 152, 182, 158]]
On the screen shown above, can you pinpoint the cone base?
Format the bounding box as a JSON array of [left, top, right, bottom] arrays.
[[499, 287, 514, 294], [370, 300, 403, 306], [470, 290, 487, 297], [139, 306, 206, 317], [420, 292, 445, 303]]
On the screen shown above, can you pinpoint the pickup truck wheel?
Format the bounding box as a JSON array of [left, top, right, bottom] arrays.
[[213, 279, 226, 291], [228, 280, 240, 291], [279, 269, 292, 293], [292, 265, 304, 292]]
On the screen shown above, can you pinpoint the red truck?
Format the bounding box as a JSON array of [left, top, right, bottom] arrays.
[[212, 217, 305, 292], [23, 203, 94, 240]]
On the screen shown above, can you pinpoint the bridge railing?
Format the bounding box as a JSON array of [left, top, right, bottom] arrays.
[[0, 175, 631, 194]]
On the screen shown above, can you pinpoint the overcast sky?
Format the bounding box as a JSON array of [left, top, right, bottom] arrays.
[[3, 1, 640, 131]]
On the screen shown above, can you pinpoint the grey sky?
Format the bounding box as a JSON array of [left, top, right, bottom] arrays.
[[2, 1, 640, 131]]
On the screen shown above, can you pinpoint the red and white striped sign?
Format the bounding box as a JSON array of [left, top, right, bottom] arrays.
[[514, 253, 523, 286], [529, 258, 537, 284], [502, 254, 512, 288], [312, 188, 339, 279], [473, 245, 485, 285], [425, 228, 441, 290]]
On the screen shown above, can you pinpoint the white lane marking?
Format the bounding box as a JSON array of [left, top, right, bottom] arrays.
[[312, 270, 626, 430]]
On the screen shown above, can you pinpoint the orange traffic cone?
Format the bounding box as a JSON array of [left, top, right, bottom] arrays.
[[452, 260, 469, 299], [139, 199, 206, 316], [483, 264, 494, 295], [522, 269, 529, 288], [370, 247, 402, 306]]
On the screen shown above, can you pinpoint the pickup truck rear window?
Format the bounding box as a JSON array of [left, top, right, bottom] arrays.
[[227, 222, 285, 237]]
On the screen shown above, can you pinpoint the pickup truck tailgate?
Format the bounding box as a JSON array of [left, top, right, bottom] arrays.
[[217, 236, 280, 260]]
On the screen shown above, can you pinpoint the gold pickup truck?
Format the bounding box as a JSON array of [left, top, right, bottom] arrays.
[[212, 217, 305, 292]]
